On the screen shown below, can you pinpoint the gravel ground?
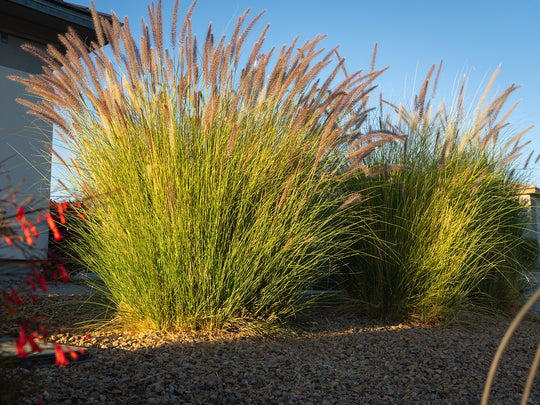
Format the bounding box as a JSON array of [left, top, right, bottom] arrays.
[[2, 294, 540, 405]]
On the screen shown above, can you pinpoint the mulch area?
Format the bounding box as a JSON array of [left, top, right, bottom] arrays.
[[2, 294, 540, 404]]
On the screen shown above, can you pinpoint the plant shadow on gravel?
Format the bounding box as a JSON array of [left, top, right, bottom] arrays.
[[6, 296, 540, 405]]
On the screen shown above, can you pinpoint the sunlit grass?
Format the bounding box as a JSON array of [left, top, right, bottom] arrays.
[[338, 64, 537, 323], [11, 1, 391, 331]]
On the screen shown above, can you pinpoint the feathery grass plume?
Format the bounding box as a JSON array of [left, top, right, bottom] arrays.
[[338, 63, 536, 323], [338, 193, 362, 211], [12, 1, 387, 332], [431, 60, 442, 99], [369, 43, 378, 74], [415, 63, 434, 120]]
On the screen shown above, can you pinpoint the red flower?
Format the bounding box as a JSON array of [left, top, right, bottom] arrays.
[[29, 291, 38, 303], [15, 206, 25, 222], [52, 229, 62, 241], [21, 223, 34, 245], [4, 236, 13, 245], [38, 324, 49, 338], [28, 335, 42, 353], [19, 325, 27, 346], [66, 346, 79, 360], [83, 332, 90, 341], [10, 287, 23, 305], [45, 213, 63, 241], [33, 268, 48, 292], [32, 267, 41, 279], [39, 276, 47, 292], [15, 338, 28, 359], [56, 264, 69, 282], [78, 347, 86, 355], [28, 221, 39, 238], [36, 214, 42, 223], [54, 343, 69, 366], [27, 274, 37, 291], [57, 202, 67, 224]]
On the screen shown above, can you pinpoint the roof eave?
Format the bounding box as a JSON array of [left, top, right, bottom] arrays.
[[1, 0, 113, 48]]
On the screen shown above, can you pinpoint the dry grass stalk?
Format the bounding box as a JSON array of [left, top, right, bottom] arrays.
[[482, 287, 540, 405]]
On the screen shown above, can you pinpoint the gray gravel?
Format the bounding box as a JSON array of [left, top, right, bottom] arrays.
[[3, 294, 540, 404]]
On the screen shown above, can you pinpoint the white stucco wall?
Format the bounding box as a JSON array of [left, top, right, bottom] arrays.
[[1, 40, 52, 260], [520, 191, 540, 268]]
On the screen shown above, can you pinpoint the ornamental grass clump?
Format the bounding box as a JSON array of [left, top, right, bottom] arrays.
[[340, 64, 537, 323], [11, 1, 390, 331]]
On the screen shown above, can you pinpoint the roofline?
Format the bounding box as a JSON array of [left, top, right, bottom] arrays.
[[1, 0, 115, 50], [520, 184, 540, 197], [6, 0, 112, 28]]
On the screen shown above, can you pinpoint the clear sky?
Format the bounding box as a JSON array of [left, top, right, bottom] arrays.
[[51, 0, 540, 195]]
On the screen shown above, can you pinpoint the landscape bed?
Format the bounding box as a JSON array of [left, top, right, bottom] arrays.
[[2, 1, 540, 403], [3, 294, 540, 404]]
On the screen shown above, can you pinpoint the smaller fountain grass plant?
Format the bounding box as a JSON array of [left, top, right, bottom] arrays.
[[339, 64, 538, 324], [11, 1, 396, 332]]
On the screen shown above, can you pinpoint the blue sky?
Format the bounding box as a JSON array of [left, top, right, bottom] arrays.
[[52, 0, 540, 194]]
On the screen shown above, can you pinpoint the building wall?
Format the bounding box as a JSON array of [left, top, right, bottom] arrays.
[[531, 196, 540, 269], [521, 193, 540, 268], [1, 32, 52, 260]]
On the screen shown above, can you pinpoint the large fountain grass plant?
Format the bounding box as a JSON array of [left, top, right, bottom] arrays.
[[11, 1, 393, 331], [339, 64, 537, 323]]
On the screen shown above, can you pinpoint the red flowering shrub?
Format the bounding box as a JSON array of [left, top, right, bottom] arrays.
[[45, 199, 87, 278], [1, 194, 89, 403]]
